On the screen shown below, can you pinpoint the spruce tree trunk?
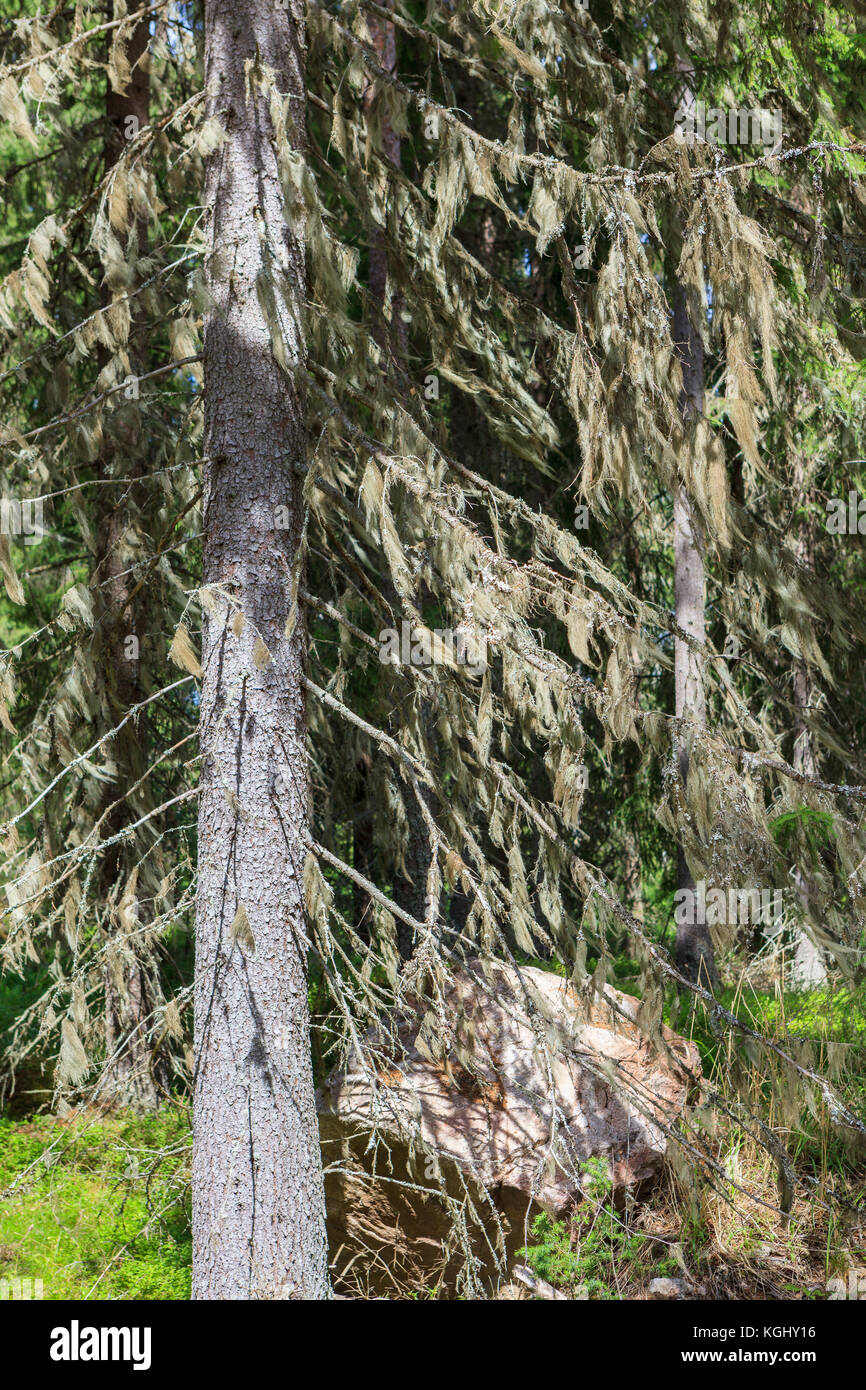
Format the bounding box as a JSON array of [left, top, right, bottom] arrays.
[[672, 282, 719, 990], [192, 0, 330, 1301], [98, 15, 163, 1111]]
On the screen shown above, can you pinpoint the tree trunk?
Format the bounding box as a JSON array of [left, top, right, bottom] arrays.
[[789, 454, 827, 987], [623, 825, 644, 934], [97, 14, 163, 1111], [621, 534, 645, 953], [351, 752, 374, 943], [361, 3, 431, 958], [672, 281, 719, 991], [192, 0, 330, 1301], [363, 0, 406, 368]]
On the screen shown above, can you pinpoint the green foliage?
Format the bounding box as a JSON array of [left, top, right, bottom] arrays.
[[518, 1159, 678, 1298], [770, 806, 837, 856], [761, 985, 866, 1045], [0, 1110, 191, 1300]]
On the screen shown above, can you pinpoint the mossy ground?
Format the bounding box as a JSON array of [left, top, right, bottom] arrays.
[[0, 1108, 191, 1300]]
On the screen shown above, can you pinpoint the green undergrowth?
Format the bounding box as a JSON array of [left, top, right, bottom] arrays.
[[517, 1158, 680, 1298], [0, 1108, 191, 1300]]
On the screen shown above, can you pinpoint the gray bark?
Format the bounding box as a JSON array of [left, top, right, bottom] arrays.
[[192, 0, 330, 1300], [672, 282, 719, 991]]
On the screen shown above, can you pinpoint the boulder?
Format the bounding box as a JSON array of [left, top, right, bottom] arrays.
[[319, 959, 700, 1295]]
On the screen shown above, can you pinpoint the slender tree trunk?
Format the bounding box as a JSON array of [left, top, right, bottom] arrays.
[[671, 282, 719, 990], [790, 664, 826, 986], [363, 0, 406, 368], [351, 752, 374, 943], [393, 736, 433, 959], [361, 3, 431, 957], [97, 15, 164, 1111], [621, 534, 645, 952], [193, 0, 330, 1301], [789, 454, 827, 987], [623, 826, 644, 931]]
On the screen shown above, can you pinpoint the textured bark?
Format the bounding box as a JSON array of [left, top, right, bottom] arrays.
[[97, 16, 164, 1111], [671, 282, 719, 991], [192, 0, 330, 1300]]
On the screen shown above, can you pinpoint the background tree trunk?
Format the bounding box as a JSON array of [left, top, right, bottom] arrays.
[[672, 281, 719, 990], [361, 3, 432, 958], [192, 0, 330, 1301], [789, 453, 827, 987], [363, 0, 406, 370], [97, 14, 164, 1111]]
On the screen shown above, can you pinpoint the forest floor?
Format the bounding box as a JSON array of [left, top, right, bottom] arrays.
[[0, 980, 864, 1300], [0, 1108, 191, 1300]]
